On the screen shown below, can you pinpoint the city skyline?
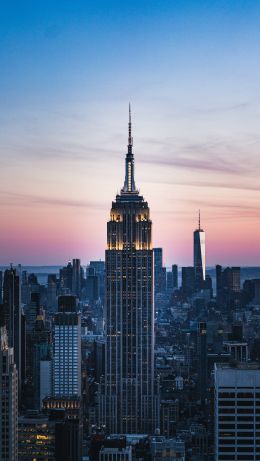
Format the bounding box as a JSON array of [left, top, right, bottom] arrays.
[[2, 1, 260, 266], [2, 3, 260, 459]]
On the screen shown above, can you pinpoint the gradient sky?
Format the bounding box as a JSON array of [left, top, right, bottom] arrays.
[[1, 0, 260, 266]]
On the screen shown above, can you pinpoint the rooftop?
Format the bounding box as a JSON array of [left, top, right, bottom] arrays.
[[215, 362, 260, 370]]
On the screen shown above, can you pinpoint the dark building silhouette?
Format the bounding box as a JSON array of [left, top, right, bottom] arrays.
[[0, 326, 18, 461], [182, 267, 195, 296], [72, 259, 81, 298], [154, 248, 163, 295], [32, 314, 52, 409], [216, 265, 241, 310], [0, 270, 3, 304], [167, 270, 173, 291], [86, 267, 99, 303], [2, 267, 22, 388], [59, 262, 73, 294], [89, 261, 105, 299], [172, 264, 178, 290], [47, 274, 57, 311]]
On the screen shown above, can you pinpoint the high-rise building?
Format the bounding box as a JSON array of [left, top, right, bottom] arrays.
[[222, 267, 241, 293], [42, 397, 83, 461], [59, 262, 73, 294], [32, 314, 52, 409], [216, 266, 241, 310], [172, 264, 178, 290], [47, 274, 57, 311], [181, 267, 195, 296], [18, 413, 56, 460], [0, 326, 18, 461], [72, 259, 81, 298], [2, 267, 22, 387], [89, 260, 105, 299], [194, 211, 206, 290], [99, 107, 158, 434], [167, 265, 179, 292], [214, 363, 260, 461], [154, 248, 163, 294], [25, 292, 40, 334], [166, 271, 173, 291], [154, 248, 166, 294], [216, 264, 223, 301], [86, 267, 99, 303], [18, 408, 82, 461], [0, 270, 3, 304], [53, 296, 81, 397]]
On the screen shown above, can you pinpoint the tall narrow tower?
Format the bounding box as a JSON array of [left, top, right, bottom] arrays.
[[99, 107, 158, 434], [2, 268, 21, 390], [0, 326, 18, 461], [193, 211, 206, 290]]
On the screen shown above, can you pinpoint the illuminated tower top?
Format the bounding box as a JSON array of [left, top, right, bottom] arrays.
[[121, 104, 138, 194]]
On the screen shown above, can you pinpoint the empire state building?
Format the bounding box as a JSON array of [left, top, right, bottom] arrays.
[[98, 107, 159, 434]]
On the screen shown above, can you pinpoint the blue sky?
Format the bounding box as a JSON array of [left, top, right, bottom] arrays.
[[1, 1, 260, 265]]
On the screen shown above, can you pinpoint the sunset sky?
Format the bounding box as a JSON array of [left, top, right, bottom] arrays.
[[1, 1, 260, 266]]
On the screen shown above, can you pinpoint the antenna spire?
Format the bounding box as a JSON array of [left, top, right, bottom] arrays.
[[198, 209, 201, 230], [122, 104, 137, 193], [128, 103, 133, 151]]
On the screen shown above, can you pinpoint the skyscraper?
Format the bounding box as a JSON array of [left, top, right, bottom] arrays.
[[194, 211, 206, 290], [99, 106, 158, 434], [2, 267, 22, 388], [53, 295, 81, 397], [72, 259, 82, 298], [59, 262, 73, 294], [181, 267, 195, 296], [172, 264, 178, 290], [216, 265, 241, 310], [0, 326, 18, 461], [154, 248, 163, 294], [0, 270, 3, 304], [214, 363, 260, 461]]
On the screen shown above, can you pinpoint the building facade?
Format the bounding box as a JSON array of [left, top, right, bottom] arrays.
[[0, 326, 18, 461], [53, 296, 81, 397], [99, 107, 158, 434], [2, 267, 21, 387], [214, 362, 260, 461]]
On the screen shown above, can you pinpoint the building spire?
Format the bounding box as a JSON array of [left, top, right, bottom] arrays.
[[198, 209, 201, 230], [128, 103, 133, 152], [121, 104, 137, 194]]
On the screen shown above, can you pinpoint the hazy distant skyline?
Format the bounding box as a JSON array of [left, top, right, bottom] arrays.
[[1, 1, 260, 265]]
